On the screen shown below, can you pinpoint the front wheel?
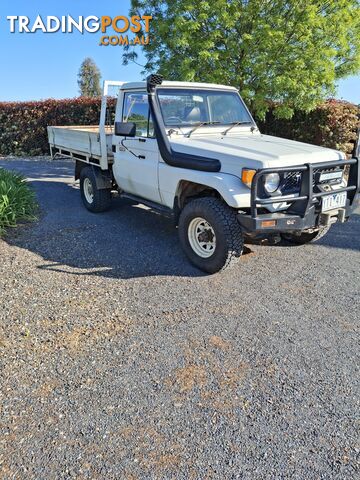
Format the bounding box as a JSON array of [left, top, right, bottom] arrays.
[[80, 166, 111, 213], [281, 225, 331, 245], [178, 197, 244, 273]]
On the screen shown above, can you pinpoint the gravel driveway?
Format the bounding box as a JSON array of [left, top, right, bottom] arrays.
[[0, 158, 359, 479]]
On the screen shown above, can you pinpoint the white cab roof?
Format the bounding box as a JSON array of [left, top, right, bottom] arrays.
[[120, 81, 237, 91]]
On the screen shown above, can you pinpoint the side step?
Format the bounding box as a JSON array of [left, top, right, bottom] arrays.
[[120, 193, 174, 218]]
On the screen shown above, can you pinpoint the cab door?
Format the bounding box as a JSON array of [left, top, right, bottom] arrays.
[[113, 91, 161, 203]]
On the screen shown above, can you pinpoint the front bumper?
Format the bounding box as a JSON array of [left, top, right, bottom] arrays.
[[237, 158, 359, 234]]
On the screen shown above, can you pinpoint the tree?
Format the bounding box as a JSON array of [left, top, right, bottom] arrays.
[[78, 58, 101, 97], [123, 0, 360, 118]]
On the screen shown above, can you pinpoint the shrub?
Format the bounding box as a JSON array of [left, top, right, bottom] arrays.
[[0, 97, 358, 157], [0, 168, 37, 235], [257, 100, 360, 157], [0, 97, 108, 156]]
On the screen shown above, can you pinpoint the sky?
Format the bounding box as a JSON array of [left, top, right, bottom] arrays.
[[0, 0, 359, 104]]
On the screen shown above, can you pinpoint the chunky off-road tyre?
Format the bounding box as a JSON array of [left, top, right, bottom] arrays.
[[281, 225, 331, 245], [80, 167, 111, 213], [178, 197, 244, 273]]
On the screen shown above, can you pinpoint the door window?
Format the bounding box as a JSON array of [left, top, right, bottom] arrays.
[[123, 92, 154, 137]]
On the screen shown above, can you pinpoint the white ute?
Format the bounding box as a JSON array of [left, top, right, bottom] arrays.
[[48, 74, 359, 273]]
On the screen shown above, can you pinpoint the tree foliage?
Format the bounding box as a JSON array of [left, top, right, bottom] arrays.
[[124, 0, 360, 118], [78, 57, 102, 97]]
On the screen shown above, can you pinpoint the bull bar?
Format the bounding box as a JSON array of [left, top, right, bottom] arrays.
[[237, 158, 359, 233]]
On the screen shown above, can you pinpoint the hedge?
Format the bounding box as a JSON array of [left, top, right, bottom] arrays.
[[257, 100, 360, 157], [0, 97, 359, 157], [0, 98, 107, 156]]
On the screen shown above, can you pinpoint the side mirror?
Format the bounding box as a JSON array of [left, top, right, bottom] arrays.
[[115, 121, 136, 137]]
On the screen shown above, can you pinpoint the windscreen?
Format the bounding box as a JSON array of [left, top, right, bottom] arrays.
[[157, 89, 253, 127]]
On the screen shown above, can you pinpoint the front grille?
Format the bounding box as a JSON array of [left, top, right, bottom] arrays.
[[282, 171, 302, 192], [313, 166, 344, 185], [281, 165, 344, 194]]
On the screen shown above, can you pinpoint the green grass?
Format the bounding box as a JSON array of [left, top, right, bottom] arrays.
[[0, 168, 37, 236]]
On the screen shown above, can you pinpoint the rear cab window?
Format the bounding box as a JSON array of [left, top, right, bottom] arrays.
[[122, 91, 154, 137]]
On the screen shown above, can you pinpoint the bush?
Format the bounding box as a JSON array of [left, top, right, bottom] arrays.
[[0, 97, 107, 156], [0, 168, 37, 235], [257, 100, 360, 157], [0, 97, 358, 157]]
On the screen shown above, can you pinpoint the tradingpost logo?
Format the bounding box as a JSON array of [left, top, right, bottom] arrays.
[[6, 15, 152, 46]]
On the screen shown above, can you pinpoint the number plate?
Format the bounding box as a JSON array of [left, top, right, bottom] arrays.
[[321, 192, 347, 212]]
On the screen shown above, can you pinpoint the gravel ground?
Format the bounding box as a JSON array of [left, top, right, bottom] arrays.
[[0, 157, 359, 479]]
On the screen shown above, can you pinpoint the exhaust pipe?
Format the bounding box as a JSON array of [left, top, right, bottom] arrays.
[[146, 74, 221, 172]]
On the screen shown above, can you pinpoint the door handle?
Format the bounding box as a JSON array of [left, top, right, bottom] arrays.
[[138, 155, 146, 159]]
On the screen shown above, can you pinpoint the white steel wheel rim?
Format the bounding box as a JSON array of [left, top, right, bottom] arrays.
[[188, 217, 216, 258], [83, 178, 94, 204]]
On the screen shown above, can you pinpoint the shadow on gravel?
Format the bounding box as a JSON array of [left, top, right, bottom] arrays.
[[318, 213, 360, 251], [3, 178, 208, 279], [0, 160, 72, 179], [1, 159, 358, 280], [272, 213, 360, 251]]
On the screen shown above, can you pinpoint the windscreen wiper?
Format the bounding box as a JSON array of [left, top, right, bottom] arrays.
[[222, 121, 252, 135], [186, 121, 220, 137]]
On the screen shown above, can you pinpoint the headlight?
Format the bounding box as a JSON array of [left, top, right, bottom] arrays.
[[264, 173, 280, 193]]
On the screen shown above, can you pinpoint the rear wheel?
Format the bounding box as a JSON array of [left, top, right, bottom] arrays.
[[281, 225, 331, 245], [178, 197, 244, 273], [80, 167, 111, 213]]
